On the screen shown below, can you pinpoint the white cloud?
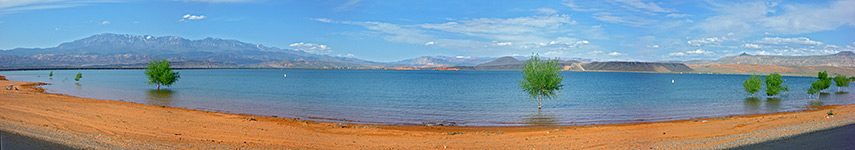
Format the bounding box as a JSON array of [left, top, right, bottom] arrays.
[[687, 37, 728, 47], [313, 18, 335, 23], [668, 49, 715, 57], [100, 21, 110, 24], [179, 14, 206, 22], [647, 44, 659, 48], [667, 52, 686, 56], [740, 37, 846, 56], [544, 51, 565, 56], [419, 14, 576, 37], [532, 8, 558, 14], [588, 50, 605, 55], [184, 14, 206, 20], [685, 49, 714, 55], [337, 53, 356, 58], [741, 43, 766, 49], [321, 14, 599, 53], [607, 52, 625, 56], [754, 37, 823, 46], [424, 41, 436, 46], [289, 42, 332, 55], [698, 0, 855, 36]]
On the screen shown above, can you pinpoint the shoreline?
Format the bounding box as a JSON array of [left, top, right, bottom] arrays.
[[1, 75, 854, 149]]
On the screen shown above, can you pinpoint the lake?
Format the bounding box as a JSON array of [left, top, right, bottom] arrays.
[[2, 69, 853, 126]]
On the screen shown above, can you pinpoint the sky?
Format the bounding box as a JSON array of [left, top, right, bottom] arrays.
[[0, 0, 854, 62]]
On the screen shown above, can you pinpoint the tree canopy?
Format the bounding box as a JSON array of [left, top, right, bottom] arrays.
[[808, 80, 822, 98], [817, 71, 832, 92], [743, 75, 763, 96], [834, 75, 850, 92], [764, 73, 787, 96], [74, 72, 82, 81], [519, 55, 564, 109], [145, 59, 180, 90]]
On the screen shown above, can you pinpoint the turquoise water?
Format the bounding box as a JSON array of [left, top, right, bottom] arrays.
[[2, 69, 853, 126]]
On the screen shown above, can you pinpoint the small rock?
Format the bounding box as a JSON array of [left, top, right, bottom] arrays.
[[248, 118, 257, 121]]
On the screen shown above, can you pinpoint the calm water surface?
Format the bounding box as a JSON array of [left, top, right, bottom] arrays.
[[2, 69, 853, 126]]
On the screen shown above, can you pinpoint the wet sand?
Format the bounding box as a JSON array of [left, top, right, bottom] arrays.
[[1, 76, 854, 149]]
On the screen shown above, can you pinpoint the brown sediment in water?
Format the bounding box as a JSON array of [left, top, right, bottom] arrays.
[[1, 75, 854, 149]]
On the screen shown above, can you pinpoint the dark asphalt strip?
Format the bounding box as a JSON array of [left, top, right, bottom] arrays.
[[729, 123, 855, 150], [0, 130, 77, 150]]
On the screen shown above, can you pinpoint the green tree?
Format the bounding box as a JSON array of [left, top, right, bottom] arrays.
[[519, 55, 564, 109], [743, 75, 763, 97], [834, 75, 850, 92], [808, 80, 822, 99], [145, 59, 181, 90], [49, 71, 53, 77], [817, 71, 832, 92], [74, 72, 82, 81], [764, 73, 788, 96]]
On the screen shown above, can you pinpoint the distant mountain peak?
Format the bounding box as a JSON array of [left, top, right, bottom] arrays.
[[738, 52, 751, 56], [835, 51, 854, 56]]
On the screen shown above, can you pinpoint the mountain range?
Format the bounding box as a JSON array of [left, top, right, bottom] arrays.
[[1, 33, 854, 73]]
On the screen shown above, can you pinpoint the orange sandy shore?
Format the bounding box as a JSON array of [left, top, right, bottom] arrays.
[[1, 76, 854, 149]]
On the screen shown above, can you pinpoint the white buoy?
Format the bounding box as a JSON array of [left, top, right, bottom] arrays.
[[283, 74, 287, 78], [671, 80, 675, 83]]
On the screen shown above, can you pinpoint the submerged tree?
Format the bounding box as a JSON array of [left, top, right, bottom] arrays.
[[808, 80, 822, 99], [145, 59, 181, 90], [49, 71, 53, 77], [834, 75, 850, 92], [817, 71, 832, 93], [743, 75, 763, 97], [519, 54, 564, 109], [74, 72, 82, 81], [764, 73, 788, 97]]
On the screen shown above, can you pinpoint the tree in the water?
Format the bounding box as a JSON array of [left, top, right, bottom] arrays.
[[519, 54, 564, 109], [743, 75, 763, 97], [834, 75, 850, 92], [145, 59, 180, 90], [74, 72, 82, 81], [808, 80, 822, 99], [817, 71, 832, 93], [49, 71, 53, 77], [764, 73, 788, 97]]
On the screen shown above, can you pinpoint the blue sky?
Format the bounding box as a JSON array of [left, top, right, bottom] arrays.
[[0, 0, 853, 62]]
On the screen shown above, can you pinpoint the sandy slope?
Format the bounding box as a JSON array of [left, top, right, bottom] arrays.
[[1, 76, 854, 149]]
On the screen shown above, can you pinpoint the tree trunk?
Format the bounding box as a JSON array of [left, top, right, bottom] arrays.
[[537, 95, 542, 109], [157, 84, 161, 90]]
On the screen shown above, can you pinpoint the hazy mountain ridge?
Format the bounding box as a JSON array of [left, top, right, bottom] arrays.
[[582, 62, 694, 72], [0, 33, 382, 68], [684, 51, 855, 67], [2, 33, 851, 71]]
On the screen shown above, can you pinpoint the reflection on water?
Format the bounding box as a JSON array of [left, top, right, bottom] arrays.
[[808, 100, 825, 107], [765, 98, 781, 112], [146, 89, 176, 106], [523, 110, 557, 126], [744, 97, 761, 114]]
